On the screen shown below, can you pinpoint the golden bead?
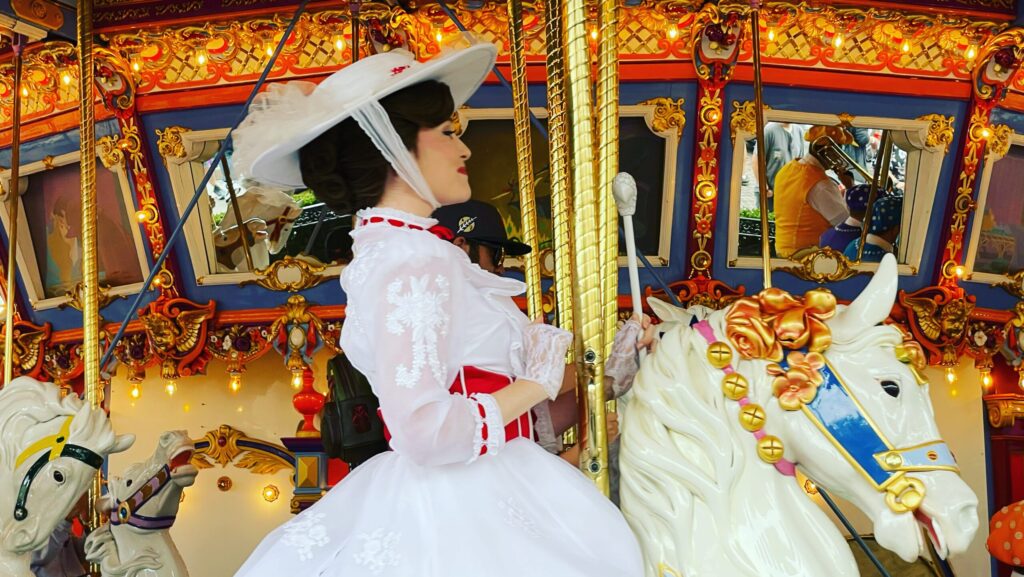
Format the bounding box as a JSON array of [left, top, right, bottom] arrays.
[[900, 487, 924, 511], [757, 435, 785, 463], [883, 452, 903, 469], [707, 342, 733, 369], [738, 404, 766, 432], [722, 373, 749, 400]]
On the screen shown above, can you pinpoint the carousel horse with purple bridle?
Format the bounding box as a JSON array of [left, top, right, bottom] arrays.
[[0, 376, 134, 577], [619, 255, 979, 577]]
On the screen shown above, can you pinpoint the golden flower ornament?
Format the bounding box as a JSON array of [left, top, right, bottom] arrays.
[[768, 351, 826, 411], [725, 288, 837, 361]]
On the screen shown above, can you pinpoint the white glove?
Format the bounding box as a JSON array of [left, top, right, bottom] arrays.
[[605, 318, 643, 398], [520, 323, 573, 400]]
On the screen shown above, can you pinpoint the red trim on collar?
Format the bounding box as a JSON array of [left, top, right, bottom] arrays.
[[359, 216, 453, 241]]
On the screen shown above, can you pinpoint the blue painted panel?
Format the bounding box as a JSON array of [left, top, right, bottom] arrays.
[[962, 107, 1024, 311], [714, 82, 968, 302]]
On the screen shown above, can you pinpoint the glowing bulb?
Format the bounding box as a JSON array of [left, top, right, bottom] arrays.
[[667, 27, 679, 40], [131, 60, 141, 72], [332, 35, 345, 51], [981, 127, 992, 139], [195, 50, 207, 66], [767, 28, 776, 42], [590, 27, 598, 40], [229, 372, 242, 393], [901, 40, 911, 53], [291, 371, 303, 388], [833, 34, 843, 49], [62, 72, 72, 86], [435, 31, 444, 43], [20, 87, 28, 97], [165, 380, 177, 396], [135, 209, 148, 222], [945, 367, 956, 384], [264, 43, 274, 57], [954, 265, 965, 277], [966, 45, 978, 60], [981, 370, 993, 388], [130, 384, 141, 399], [262, 484, 280, 502]]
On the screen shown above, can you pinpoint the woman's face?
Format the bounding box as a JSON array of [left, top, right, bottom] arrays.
[[415, 121, 472, 206]]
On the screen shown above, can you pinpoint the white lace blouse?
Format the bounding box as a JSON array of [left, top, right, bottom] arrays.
[[339, 207, 531, 467]]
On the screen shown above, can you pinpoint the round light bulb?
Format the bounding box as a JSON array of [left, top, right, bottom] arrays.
[[62, 73, 72, 86], [291, 371, 303, 388], [165, 380, 177, 396], [767, 28, 776, 42], [833, 34, 843, 49], [590, 28, 598, 40], [667, 27, 679, 40], [966, 45, 977, 60], [954, 265, 965, 277], [130, 384, 141, 399], [229, 372, 242, 393], [981, 371, 993, 388], [945, 367, 956, 384], [333, 36, 344, 51], [901, 40, 911, 53], [196, 51, 207, 66], [20, 87, 28, 97], [981, 127, 992, 139], [132, 60, 141, 72], [262, 484, 280, 502]]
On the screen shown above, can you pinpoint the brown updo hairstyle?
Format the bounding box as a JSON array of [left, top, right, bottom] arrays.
[[298, 80, 455, 215]]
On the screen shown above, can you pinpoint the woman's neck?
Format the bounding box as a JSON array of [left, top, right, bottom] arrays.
[[376, 174, 433, 218]]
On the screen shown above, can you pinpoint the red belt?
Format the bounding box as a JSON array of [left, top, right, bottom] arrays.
[[379, 366, 532, 446]]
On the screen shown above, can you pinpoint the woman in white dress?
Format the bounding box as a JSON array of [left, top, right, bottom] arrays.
[[230, 41, 645, 577]]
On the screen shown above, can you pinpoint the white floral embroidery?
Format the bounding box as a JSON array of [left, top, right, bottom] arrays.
[[352, 529, 401, 574], [497, 497, 539, 537], [343, 242, 384, 286], [385, 274, 450, 388], [281, 512, 329, 562]]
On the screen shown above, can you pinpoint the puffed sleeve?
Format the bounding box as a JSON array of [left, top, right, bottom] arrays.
[[368, 254, 505, 466]]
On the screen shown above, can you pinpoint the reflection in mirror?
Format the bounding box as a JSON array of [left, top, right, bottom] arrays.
[[973, 142, 1024, 276], [738, 123, 911, 263]]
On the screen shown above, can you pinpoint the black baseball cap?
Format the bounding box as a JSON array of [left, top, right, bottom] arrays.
[[433, 200, 532, 257]]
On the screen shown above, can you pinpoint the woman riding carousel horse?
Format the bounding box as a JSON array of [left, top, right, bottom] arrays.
[[228, 40, 649, 576]]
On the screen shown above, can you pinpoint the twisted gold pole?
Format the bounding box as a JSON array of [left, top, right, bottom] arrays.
[[564, 0, 608, 495], [3, 38, 24, 386], [546, 0, 574, 337], [749, 3, 772, 289], [78, 0, 104, 565], [597, 0, 619, 362], [506, 0, 542, 319]]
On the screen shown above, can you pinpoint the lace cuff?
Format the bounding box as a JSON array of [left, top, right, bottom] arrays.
[[467, 393, 504, 463], [531, 400, 562, 454], [605, 318, 642, 398], [520, 323, 573, 400]]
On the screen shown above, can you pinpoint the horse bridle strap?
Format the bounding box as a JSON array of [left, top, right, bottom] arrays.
[[14, 416, 104, 522], [111, 465, 175, 529]]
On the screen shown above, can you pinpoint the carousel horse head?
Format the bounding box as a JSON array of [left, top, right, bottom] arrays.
[[621, 254, 978, 577], [100, 430, 197, 529], [213, 180, 302, 272], [0, 377, 134, 557]]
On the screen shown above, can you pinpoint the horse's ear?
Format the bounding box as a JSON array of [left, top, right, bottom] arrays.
[[830, 253, 898, 341], [112, 434, 136, 454], [648, 297, 690, 324]]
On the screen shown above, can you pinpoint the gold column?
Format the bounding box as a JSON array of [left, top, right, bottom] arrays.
[[3, 39, 24, 385], [78, 0, 104, 560], [749, 4, 772, 288], [546, 0, 574, 335], [506, 0, 542, 319], [564, 0, 609, 495], [597, 0, 619, 361]]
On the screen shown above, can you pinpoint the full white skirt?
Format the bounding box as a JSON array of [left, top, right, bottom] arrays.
[[234, 439, 643, 577]]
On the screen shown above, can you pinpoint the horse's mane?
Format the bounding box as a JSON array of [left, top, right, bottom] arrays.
[[0, 377, 117, 471]]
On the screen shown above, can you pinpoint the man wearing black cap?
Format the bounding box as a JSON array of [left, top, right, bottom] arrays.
[[433, 199, 530, 275]]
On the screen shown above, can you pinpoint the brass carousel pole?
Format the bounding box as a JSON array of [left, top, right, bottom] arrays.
[[78, 0, 104, 568], [564, 0, 609, 495], [3, 35, 24, 385], [597, 0, 619, 364], [546, 0, 573, 335], [749, 1, 772, 288], [506, 0, 542, 318]]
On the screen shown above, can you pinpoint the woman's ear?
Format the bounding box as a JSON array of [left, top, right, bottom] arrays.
[[452, 236, 471, 254]]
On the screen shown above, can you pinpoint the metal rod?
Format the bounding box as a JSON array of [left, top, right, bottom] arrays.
[[3, 35, 24, 386], [221, 156, 254, 271], [597, 0, 619, 362], [749, 2, 772, 289], [507, 0, 543, 319], [856, 130, 893, 262], [623, 227, 682, 308], [100, 0, 313, 370], [817, 485, 894, 577]]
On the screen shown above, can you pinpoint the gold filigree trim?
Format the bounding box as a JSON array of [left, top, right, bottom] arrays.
[[59, 281, 123, 312], [729, 100, 770, 145], [777, 246, 861, 284], [192, 424, 293, 475], [986, 395, 1024, 428], [987, 124, 1014, 159], [996, 270, 1024, 298], [244, 255, 335, 292], [155, 125, 191, 159], [916, 113, 956, 154], [97, 135, 126, 169], [638, 97, 687, 139]]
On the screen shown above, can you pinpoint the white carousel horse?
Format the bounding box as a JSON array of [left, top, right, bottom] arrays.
[[0, 376, 134, 577], [620, 254, 979, 577], [213, 180, 302, 272], [85, 430, 198, 577]]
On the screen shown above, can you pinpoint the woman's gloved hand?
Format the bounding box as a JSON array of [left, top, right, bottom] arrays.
[[520, 321, 574, 400]]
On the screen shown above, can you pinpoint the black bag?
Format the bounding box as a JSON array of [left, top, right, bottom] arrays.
[[320, 354, 388, 468]]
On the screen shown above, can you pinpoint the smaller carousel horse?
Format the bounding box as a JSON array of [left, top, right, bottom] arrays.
[[85, 430, 198, 577], [621, 255, 979, 577], [213, 179, 302, 272], [0, 376, 134, 577]]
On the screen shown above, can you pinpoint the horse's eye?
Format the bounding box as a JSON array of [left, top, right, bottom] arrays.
[[52, 470, 65, 484], [126, 479, 133, 487], [881, 380, 900, 398]]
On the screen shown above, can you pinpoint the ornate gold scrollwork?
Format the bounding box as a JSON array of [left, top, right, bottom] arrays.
[[836, 112, 856, 127], [243, 255, 335, 293], [916, 113, 956, 153], [59, 281, 123, 312], [97, 135, 126, 169], [986, 395, 1024, 428], [777, 246, 862, 284], [729, 100, 770, 145], [638, 97, 687, 140], [987, 124, 1014, 159], [996, 270, 1024, 298], [139, 297, 215, 380], [192, 424, 294, 475], [155, 125, 191, 160]]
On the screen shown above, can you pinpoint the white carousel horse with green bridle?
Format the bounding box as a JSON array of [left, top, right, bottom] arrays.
[[85, 430, 199, 577], [0, 376, 134, 577], [620, 255, 979, 577]]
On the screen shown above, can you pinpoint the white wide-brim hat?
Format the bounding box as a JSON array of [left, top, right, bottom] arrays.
[[233, 42, 497, 189]]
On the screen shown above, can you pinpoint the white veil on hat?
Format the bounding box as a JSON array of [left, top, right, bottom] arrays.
[[231, 38, 497, 209]]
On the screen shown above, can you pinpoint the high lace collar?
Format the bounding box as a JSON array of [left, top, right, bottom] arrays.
[[355, 206, 437, 230]]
